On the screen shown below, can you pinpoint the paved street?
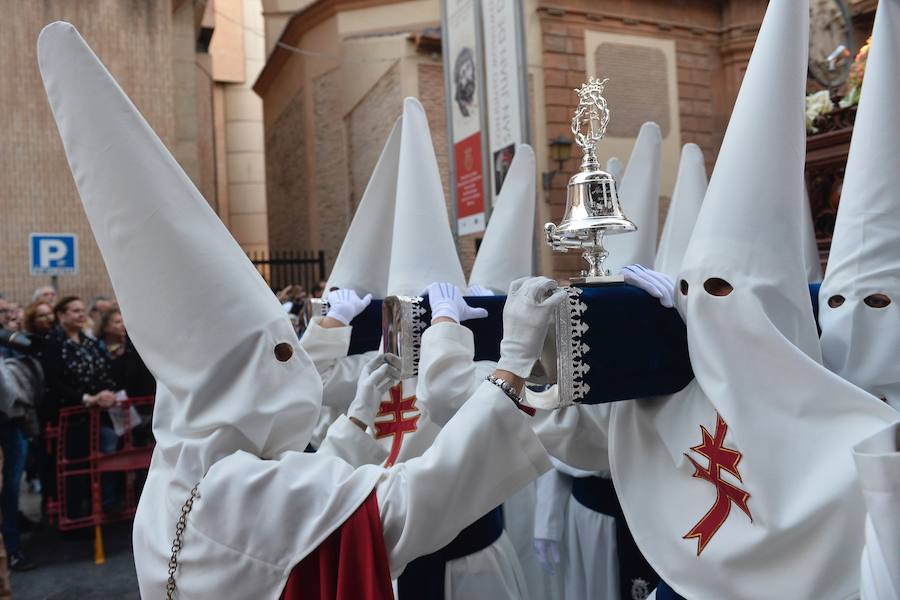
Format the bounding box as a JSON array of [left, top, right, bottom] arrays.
[[12, 487, 140, 599]]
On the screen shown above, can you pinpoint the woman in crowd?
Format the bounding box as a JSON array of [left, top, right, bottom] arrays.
[[24, 301, 55, 338], [94, 309, 155, 399], [95, 308, 155, 454], [40, 296, 118, 517]]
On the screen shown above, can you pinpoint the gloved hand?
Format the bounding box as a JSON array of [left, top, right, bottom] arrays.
[[325, 288, 373, 326], [621, 264, 675, 308], [497, 277, 567, 378], [426, 282, 489, 324], [466, 284, 495, 297], [347, 353, 401, 428], [533, 539, 562, 575]]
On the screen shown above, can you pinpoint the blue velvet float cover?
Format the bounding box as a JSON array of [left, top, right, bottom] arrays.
[[341, 284, 822, 405]]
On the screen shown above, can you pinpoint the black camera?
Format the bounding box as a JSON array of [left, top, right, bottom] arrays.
[[0, 330, 33, 355]]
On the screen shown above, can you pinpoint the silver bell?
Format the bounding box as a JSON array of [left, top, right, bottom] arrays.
[[545, 78, 636, 281]]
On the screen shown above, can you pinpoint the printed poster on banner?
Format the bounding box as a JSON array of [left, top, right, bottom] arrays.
[[445, 0, 486, 236], [482, 0, 528, 200]]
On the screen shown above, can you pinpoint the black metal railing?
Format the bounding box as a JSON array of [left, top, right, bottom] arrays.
[[249, 249, 326, 293]]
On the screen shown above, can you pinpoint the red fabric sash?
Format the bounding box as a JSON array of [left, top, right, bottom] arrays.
[[280, 491, 394, 600]]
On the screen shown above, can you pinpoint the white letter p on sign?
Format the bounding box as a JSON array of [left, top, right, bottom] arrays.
[[39, 239, 68, 267]]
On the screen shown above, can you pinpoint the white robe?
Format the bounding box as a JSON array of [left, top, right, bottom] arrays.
[[420, 320, 900, 598], [300, 318, 533, 600], [134, 381, 550, 598], [534, 461, 619, 600], [418, 321, 621, 600]]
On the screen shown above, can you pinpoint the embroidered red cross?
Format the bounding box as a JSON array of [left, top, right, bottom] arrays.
[[374, 382, 420, 467], [683, 413, 752, 555]]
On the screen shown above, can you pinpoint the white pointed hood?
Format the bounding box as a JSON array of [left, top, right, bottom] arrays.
[[603, 122, 661, 271], [654, 143, 706, 278], [39, 23, 383, 599], [607, 2, 898, 597], [820, 0, 900, 409], [38, 21, 321, 476], [325, 119, 401, 297], [386, 98, 465, 296], [801, 186, 823, 282], [467, 144, 535, 292], [605, 156, 624, 182]]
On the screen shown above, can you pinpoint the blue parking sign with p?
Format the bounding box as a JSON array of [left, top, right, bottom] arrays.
[[30, 233, 77, 275]]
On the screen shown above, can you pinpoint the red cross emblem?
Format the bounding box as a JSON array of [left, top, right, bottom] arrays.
[[374, 382, 420, 467], [683, 413, 752, 555]]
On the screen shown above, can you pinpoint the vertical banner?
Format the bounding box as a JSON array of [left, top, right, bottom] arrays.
[[481, 0, 530, 200], [443, 0, 488, 236]]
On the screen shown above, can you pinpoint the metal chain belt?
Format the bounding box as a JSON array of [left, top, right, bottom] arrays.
[[166, 483, 201, 600]]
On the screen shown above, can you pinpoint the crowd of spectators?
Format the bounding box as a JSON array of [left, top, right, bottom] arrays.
[[0, 279, 318, 579], [0, 286, 155, 576]]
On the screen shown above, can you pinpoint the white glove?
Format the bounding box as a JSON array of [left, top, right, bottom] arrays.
[[426, 282, 489, 324], [497, 277, 567, 378], [325, 288, 373, 325], [621, 264, 675, 308], [533, 539, 562, 575], [347, 353, 401, 428], [466, 284, 495, 297]]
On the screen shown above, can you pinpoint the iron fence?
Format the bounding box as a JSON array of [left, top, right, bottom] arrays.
[[249, 249, 326, 293]]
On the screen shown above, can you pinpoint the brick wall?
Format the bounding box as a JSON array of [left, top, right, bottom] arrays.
[[265, 90, 310, 252], [312, 68, 351, 270], [0, 0, 175, 304], [347, 62, 403, 210], [538, 2, 762, 278]]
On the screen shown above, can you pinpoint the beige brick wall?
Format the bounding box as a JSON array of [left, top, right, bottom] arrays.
[[265, 90, 310, 253], [348, 62, 403, 211], [312, 68, 351, 271], [1, 0, 175, 304], [537, 3, 762, 278]]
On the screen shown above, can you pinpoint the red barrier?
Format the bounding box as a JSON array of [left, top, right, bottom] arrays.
[[44, 396, 155, 531]]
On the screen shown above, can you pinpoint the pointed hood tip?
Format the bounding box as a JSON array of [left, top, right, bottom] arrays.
[[682, 142, 702, 159], [682, 0, 809, 282], [325, 116, 403, 297], [638, 121, 662, 141], [655, 143, 707, 277], [404, 96, 425, 110], [823, 0, 900, 290], [468, 144, 536, 291], [37, 22, 79, 72], [387, 97, 464, 296], [38, 20, 75, 44], [605, 121, 662, 270], [512, 143, 535, 166]]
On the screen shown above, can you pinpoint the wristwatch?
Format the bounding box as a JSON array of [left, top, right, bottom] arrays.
[[486, 374, 535, 416]]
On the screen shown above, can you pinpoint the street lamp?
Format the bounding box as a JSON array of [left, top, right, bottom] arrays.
[[542, 135, 573, 190]]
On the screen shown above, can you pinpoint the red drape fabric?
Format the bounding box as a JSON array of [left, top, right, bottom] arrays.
[[280, 491, 394, 600]]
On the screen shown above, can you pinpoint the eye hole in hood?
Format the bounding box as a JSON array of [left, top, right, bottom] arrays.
[[274, 343, 294, 362], [703, 277, 733, 297], [680, 279, 689, 296], [827, 295, 845, 308], [864, 293, 891, 309]]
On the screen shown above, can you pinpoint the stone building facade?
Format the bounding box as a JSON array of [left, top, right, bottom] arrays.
[[256, 0, 877, 281], [0, 1, 877, 303]]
